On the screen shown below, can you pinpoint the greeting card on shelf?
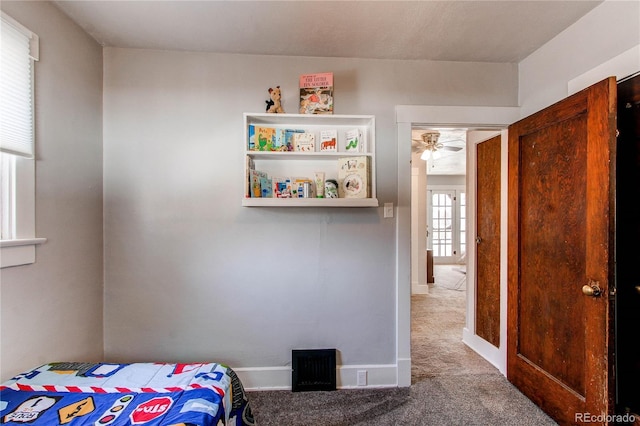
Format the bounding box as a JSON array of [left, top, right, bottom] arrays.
[[299, 72, 334, 115]]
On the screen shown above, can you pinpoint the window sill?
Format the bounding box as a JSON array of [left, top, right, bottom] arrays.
[[1, 238, 47, 268]]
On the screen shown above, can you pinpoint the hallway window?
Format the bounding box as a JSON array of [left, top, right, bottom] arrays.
[[428, 189, 466, 263]]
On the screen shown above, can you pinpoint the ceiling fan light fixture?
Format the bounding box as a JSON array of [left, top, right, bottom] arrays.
[[420, 130, 443, 151], [420, 148, 441, 161], [419, 130, 442, 161]]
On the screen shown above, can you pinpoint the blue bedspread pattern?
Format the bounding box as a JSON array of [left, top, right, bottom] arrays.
[[0, 362, 255, 425]]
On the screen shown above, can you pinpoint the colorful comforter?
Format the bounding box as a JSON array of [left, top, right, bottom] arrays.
[[0, 362, 255, 425]]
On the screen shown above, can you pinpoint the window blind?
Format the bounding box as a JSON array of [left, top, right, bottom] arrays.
[[1, 13, 38, 158]]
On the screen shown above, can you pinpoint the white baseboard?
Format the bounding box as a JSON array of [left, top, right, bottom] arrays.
[[462, 327, 505, 375], [232, 366, 291, 391], [338, 364, 398, 389], [234, 364, 399, 391], [396, 357, 412, 387], [411, 281, 429, 294]]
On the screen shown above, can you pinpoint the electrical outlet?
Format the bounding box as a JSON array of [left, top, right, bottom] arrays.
[[384, 203, 393, 218], [357, 370, 367, 386]]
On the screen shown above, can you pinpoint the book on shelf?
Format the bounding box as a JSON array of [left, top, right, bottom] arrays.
[[260, 176, 273, 198], [275, 128, 286, 151], [250, 169, 269, 198], [284, 128, 305, 151], [245, 156, 255, 197], [299, 72, 334, 115], [320, 129, 338, 152], [345, 128, 364, 152], [337, 156, 371, 199], [248, 125, 256, 150], [248, 125, 290, 151], [293, 132, 316, 152], [273, 177, 292, 198], [254, 126, 276, 151]]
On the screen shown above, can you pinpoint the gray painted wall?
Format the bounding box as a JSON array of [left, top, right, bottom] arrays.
[[102, 48, 517, 373], [0, 1, 103, 381], [2, 0, 636, 388], [519, 0, 640, 116]]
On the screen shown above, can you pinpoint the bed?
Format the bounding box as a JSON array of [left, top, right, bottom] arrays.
[[0, 361, 255, 425]]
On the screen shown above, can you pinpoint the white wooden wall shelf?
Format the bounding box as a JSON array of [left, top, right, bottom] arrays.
[[243, 113, 378, 207]]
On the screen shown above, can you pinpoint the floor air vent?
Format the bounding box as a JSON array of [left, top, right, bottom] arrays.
[[292, 349, 336, 392]]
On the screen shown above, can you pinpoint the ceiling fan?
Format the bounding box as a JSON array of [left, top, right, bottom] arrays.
[[412, 130, 464, 160]]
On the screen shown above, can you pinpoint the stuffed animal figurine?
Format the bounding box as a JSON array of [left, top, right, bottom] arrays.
[[266, 86, 284, 113]]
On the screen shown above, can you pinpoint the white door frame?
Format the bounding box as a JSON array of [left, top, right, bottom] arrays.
[[395, 105, 520, 386], [465, 129, 509, 373]]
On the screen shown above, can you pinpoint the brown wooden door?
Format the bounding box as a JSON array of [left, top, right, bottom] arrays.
[[476, 135, 501, 348], [507, 77, 616, 425]]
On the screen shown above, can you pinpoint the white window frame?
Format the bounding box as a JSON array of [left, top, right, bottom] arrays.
[[1, 12, 45, 268], [426, 185, 466, 264]]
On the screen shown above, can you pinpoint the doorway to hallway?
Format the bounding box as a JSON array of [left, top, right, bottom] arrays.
[[411, 264, 495, 382], [396, 104, 521, 387]]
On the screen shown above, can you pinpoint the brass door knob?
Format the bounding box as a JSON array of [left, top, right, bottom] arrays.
[[582, 282, 602, 297]]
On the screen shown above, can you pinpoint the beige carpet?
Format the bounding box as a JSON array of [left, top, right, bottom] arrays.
[[411, 265, 498, 382], [248, 264, 557, 425]]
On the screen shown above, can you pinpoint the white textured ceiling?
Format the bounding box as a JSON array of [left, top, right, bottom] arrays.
[[51, 0, 602, 175], [53, 0, 602, 63]]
